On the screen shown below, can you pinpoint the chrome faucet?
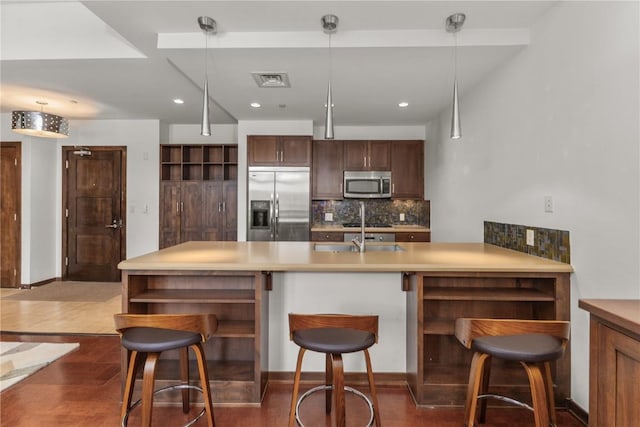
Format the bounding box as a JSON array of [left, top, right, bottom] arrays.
[[351, 201, 366, 252]]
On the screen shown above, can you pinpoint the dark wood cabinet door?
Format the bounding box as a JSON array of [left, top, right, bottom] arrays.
[[312, 140, 343, 199], [248, 135, 279, 166], [395, 232, 430, 242], [159, 182, 181, 248], [222, 181, 237, 240], [343, 141, 368, 170], [391, 140, 424, 199], [310, 231, 344, 242], [368, 141, 391, 170], [281, 136, 312, 166], [202, 182, 223, 241], [180, 182, 203, 242], [0, 142, 20, 287]]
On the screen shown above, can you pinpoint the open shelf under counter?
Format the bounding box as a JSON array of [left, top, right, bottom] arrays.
[[129, 289, 256, 304], [423, 287, 556, 301], [215, 320, 256, 337]]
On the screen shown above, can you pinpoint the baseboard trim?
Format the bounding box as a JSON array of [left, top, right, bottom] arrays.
[[565, 399, 588, 426], [22, 277, 58, 289], [268, 371, 407, 387]]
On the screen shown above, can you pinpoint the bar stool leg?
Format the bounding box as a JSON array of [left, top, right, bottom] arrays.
[[477, 355, 492, 423], [192, 342, 216, 427], [289, 347, 307, 427], [121, 350, 141, 423], [521, 362, 550, 427], [325, 353, 333, 414], [543, 361, 558, 426], [179, 347, 190, 413], [464, 352, 490, 427], [364, 348, 382, 426], [331, 353, 346, 427], [141, 352, 160, 427]]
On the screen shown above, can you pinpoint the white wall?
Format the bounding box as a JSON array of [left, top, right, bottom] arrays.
[[426, 1, 640, 410]]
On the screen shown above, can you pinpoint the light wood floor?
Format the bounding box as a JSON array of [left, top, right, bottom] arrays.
[[0, 284, 120, 334]]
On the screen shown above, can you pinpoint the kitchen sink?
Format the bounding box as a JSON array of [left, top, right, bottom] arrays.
[[313, 243, 405, 253]]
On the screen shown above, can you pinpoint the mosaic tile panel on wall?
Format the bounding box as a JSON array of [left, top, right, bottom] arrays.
[[484, 221, 570, 264], [312, 200, 430, 227]]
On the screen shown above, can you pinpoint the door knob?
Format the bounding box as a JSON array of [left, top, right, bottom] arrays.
[[105, 220, 118, 229]]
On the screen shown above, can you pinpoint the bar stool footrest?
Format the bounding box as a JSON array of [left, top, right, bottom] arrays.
[[122, 384, 206, 427], [295, 384, 374, 427]]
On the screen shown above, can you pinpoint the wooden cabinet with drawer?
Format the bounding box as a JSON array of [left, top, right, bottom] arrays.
[[395, 231, 430, 242], [310, 231, 344, 242]]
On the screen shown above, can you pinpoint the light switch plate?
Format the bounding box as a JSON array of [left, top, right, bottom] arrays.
[[399, 213, 405, 221], [324, 212, 333, 222]]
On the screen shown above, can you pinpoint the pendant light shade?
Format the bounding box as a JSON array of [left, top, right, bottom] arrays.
[[322, 14, 338, 140], [198, 16, 216, 136], [450, 79, 461, 139], [11, 102, 69, 138], [446, 13, 465, 140], [324, 80, 334, 139]]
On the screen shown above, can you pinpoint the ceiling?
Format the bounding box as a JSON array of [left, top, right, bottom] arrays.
[[0, 1, 557, 128]]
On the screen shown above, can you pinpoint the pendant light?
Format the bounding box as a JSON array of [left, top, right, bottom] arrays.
[[198, 16, 216, 136], [322, 14, 338, 140], [446, 13, 465, 140], [11, 101, 69, 139]]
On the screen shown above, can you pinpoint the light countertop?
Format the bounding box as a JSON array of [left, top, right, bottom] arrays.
[[579, 299, 640, 337], [119, 241, 572, 273]]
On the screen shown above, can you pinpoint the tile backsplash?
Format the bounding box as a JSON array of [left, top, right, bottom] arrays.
[[484, 221, 570, 263], [313, 200, 430, 227]]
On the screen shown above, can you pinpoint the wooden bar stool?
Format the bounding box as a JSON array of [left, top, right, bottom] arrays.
[[288, 314, 382, 427], [114, 313, 218, 427], [455, 318, 570, 427]]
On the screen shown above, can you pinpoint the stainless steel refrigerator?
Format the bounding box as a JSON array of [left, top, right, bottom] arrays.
[[247, 167, 310, 241]]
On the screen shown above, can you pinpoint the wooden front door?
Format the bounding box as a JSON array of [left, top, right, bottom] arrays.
[[0, 142, 21, 288], [63, 147, 126, 281]]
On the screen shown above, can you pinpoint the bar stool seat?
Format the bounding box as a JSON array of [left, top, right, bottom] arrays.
[[114, 313, 218, 427], [288, 314, 382, 427], [455, 318, 570, 427]]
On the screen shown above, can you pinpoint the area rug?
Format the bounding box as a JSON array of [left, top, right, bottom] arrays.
[[0, 341, 79, 392], [3, 281, 121, 302]]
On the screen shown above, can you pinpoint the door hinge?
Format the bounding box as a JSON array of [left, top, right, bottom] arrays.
[[14, 213, 17, 221], [65, 208, 69, 218], [65, 160, 69, 169], [14, 158, 17, 166], [13, 269, 17, 277], [65, 257, 69, 266]]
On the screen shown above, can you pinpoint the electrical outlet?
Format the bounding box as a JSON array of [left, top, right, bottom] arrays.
[[324, 212, 333, 222], [526, 229, 535, 246], [544, 196, 553, 213], [399, 213, 405, 222]]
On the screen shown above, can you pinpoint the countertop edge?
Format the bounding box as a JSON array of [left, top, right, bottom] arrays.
[[579, 299, 640, 337]]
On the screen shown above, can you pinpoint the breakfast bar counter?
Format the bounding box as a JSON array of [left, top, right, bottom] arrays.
[[118, 241, 572, 406]]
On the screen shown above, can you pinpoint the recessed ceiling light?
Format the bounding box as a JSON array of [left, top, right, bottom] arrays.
[[173, 99, 184, 104], [398, 102, 409, 108], [250, 102, 261, 108]]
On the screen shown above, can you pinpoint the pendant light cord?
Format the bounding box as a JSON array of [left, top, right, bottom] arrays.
[[453, 32, 458, 81], [204, 31, 209, 81], [328, 32, 333, 85]]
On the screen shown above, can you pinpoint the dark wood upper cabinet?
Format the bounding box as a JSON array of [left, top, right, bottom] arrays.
[[343, 140, 391, 171], [248, 135, 311, 166], [391, 140, 424, 199], [159, 144, 238, 248], [312, 140, 343, 200]]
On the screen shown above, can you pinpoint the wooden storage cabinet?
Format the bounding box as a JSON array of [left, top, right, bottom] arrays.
[[248, 135, 311, 166], [312, 140, 343, 200], [122, 270, 269, 404], [160, 145, 237, 248], [310, 231, 344, 242], [391, 140, 424, 199], [343, 140, 391, 171], [406, 272, 570, 407], [395, 232, 430, 242]]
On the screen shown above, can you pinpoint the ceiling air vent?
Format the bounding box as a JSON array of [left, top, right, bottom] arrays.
[[251, 72, 291, 88]]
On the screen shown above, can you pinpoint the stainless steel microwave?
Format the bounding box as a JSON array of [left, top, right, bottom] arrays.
[[343, 171, 392, 198]]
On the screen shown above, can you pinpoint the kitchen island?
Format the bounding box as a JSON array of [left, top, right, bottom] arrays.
[[118, 241, 572, 406]]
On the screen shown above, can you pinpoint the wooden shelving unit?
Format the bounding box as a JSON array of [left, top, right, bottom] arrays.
[[406, 271, 570, 407], [160, 144, 238, 247], [122, 270, 269, 405]]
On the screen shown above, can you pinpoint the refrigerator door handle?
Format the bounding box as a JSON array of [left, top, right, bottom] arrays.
[[274, 193, 280, 238], [269, 193, 275, 239]]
